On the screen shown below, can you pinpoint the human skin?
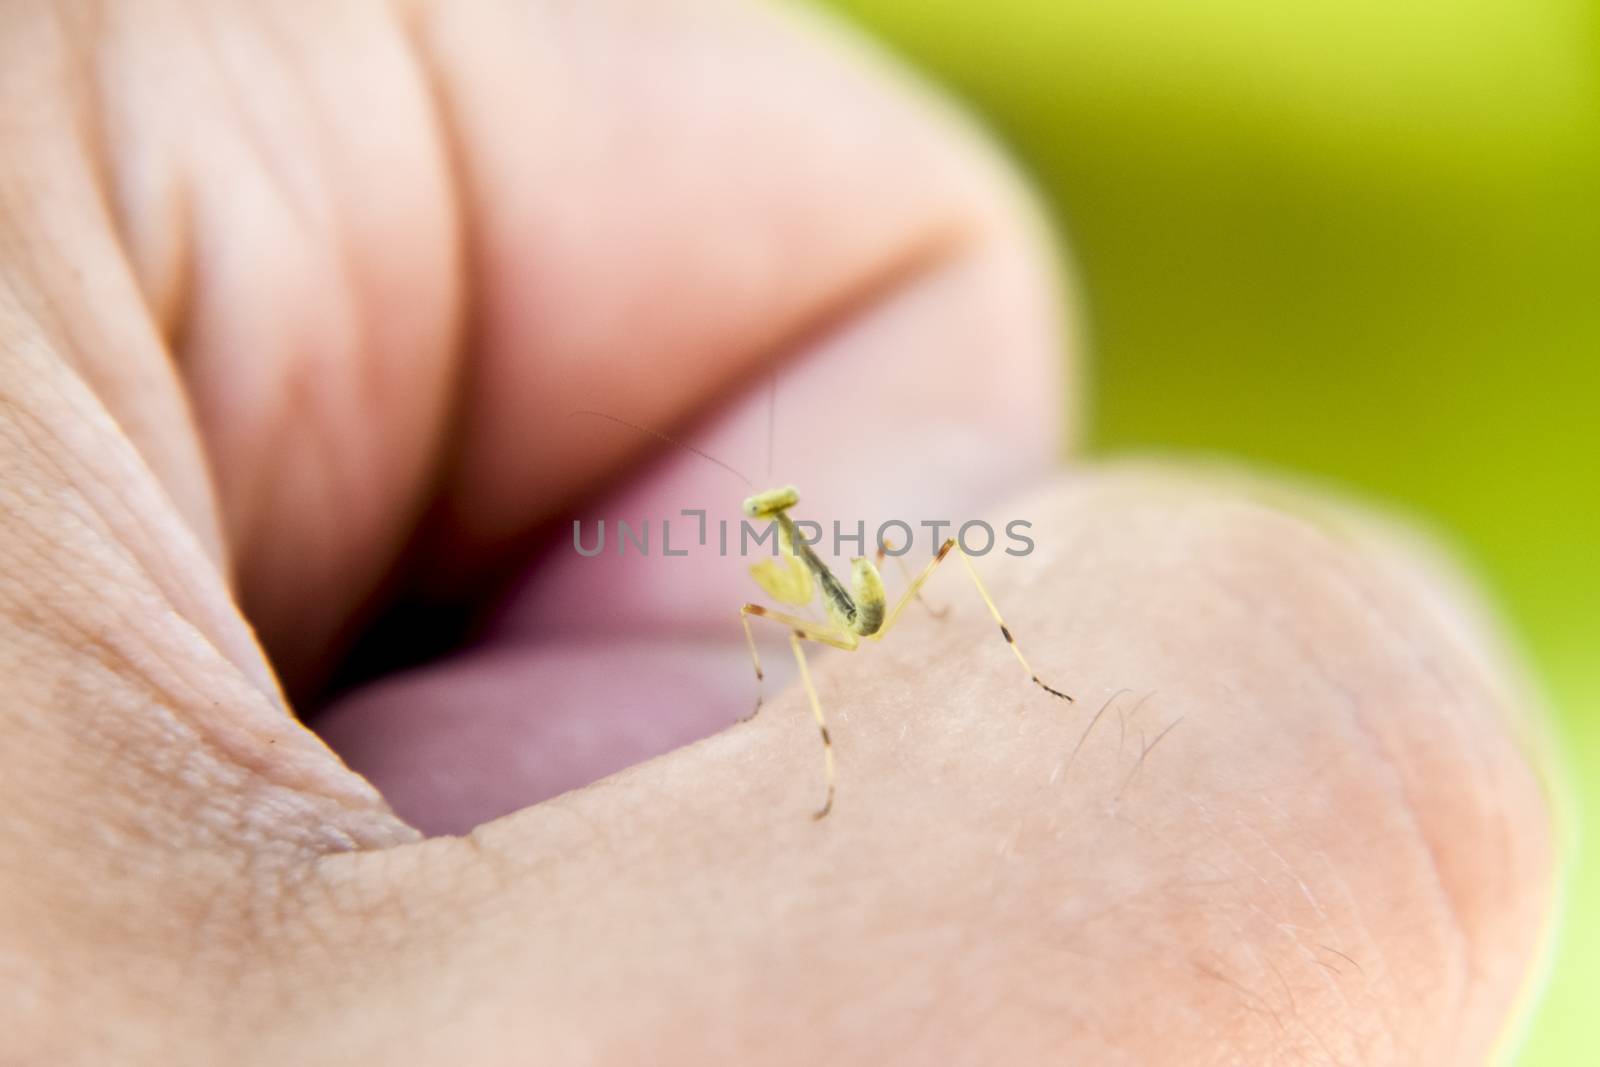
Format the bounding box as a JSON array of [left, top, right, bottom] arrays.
[[0, 1, 1556, 1064]]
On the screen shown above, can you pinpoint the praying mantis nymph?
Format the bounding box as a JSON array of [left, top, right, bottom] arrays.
[[738, 484, 1073, 820], [569, 410, 1074, 821]]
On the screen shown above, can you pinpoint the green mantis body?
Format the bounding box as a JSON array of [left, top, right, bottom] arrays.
[[737, 485, 1071, 819]]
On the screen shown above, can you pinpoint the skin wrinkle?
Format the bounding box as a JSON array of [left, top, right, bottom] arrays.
[[1246, 837, 1382, 1056], [1189, 870, 1332, 1058], [1028, 689, 1329, 1055], [1270, 963, 1334, 1067], [93, 18, 199, 357], [1321, 530, 1525, 975], [1315, 666, 1505, 1062], [106, 3, 462, 688], [169, 848, 269, 999], [1195, 743, 1409, 1059], [3, 6, 224, 565], [182, 2, 325, 242], [1056, 499, 1459, 1062], [106, 10, 448, 694], [181, 87, 328, 588], [145, 7, 338, 592], [225, 274, 331, 617], [1239, 871, 1378, 1061], [1199, 513, 1476, 1059], [250, 344, 345, 610], [1282, 612, 1475, 1026], [53, 636, 352, 860], [9, 377, 217, 661], [4, 408, 215, 722], [1, 266, 271, 690], [80, 51, 223, 577], [380, 0, 475, 531], [0, 428, 404, 860], [1058, 865, 1274, 1058], [79, 15, 229, 574], [233, 6, 428, 611], [56, 2, 115, 247]]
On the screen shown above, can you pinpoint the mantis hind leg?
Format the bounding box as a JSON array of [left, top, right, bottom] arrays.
[[788, 631, 836, 819], [738, 604, 858, 818], [877, 539, 949, 619], [739, 603, 859, 717], [872, 539, 1073, 703]]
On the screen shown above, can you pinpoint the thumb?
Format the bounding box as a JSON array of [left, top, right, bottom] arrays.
[[294, 471, 1556, 1065]]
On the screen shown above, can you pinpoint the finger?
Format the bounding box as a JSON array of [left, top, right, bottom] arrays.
[[65, 0, 1070, 689], [303, 468, 1555, 1064], [413, 0, 1072, 549], [315, 0, 1072, 827], [1, 0, 464, 690], [0, 315, 417, 1056]]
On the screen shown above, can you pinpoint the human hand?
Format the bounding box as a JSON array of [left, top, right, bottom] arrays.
[[0, 1, 1553, 1062]]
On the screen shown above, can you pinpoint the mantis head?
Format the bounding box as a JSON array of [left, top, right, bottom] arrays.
[[742, 485, 800, 519]]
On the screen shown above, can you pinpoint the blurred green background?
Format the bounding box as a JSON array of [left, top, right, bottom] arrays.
[[820, 0, 1597, 1060]]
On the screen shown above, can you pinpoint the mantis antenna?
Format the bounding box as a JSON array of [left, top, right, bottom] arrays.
[[568, 409, 754, 488]]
